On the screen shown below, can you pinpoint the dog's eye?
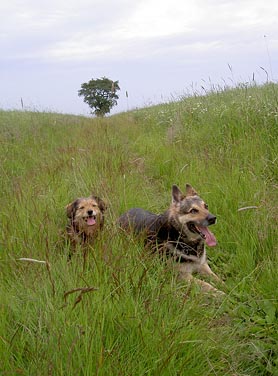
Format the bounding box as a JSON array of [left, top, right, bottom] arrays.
[[190, 208, 199, 214], [79, 206, 85, 210]]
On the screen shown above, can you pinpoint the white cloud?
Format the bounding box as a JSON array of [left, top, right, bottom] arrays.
[[1, 0, 278, 62], [0, 0, 277, 114]]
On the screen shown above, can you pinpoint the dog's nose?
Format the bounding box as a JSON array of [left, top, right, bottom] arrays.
[[207, 214, 216, 225], [87, 210, 93, 216]]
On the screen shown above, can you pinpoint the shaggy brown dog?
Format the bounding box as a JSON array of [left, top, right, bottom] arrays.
[[66, 195, 106, 246], [118, 184, 224, 294]]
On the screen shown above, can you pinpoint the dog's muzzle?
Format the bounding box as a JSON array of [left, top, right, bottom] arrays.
[[84, 210, 97, 226], [187, 213, 217, 246], [207, 214, 216, 225]]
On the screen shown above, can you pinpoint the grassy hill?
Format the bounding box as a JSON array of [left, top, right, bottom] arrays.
[[1, 83, 277, 375]]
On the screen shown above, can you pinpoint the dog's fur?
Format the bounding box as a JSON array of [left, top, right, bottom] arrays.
[[66, 195, 106, 246], [118, 184, 223, 294]]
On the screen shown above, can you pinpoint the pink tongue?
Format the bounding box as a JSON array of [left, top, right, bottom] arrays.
[[87, 217, 96, 226], [197, 226, 217, 247]]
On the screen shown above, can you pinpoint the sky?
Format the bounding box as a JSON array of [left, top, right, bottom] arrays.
[[1, 0, 278, 116]]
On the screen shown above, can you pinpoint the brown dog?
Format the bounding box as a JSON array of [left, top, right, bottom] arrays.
[[118, 184, 224, 294], [66, 195, 106, 246]]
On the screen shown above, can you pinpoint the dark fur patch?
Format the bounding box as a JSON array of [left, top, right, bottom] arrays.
[[118, 206, 205, 262]]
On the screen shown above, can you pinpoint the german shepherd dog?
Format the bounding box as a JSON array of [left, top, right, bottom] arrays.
[[118, 184, 224, 294], [66, 195, 106, 246]]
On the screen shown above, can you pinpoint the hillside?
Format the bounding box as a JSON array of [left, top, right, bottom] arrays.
[[1, 83, 278, 375]]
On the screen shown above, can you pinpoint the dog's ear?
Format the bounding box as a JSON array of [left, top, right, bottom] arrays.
[[66, 199, 79, 219], [92, 196, 107, 213], [172, 185, 183, 204], [185, 184, 198, 197]]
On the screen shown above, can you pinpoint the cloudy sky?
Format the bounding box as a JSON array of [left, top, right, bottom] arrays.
[[1, 0, 277, 115]]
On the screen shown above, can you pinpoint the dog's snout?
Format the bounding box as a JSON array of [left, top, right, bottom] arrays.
[[207, 214, 216, 225], [87, 210, 93, 216]]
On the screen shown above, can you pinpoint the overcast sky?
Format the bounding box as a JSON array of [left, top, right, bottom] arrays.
[[1, 0, 277, 115]]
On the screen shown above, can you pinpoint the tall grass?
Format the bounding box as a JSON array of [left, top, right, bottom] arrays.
[[1, 83, 278, 375]]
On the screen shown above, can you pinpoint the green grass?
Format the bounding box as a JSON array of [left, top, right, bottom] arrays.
[[1, 82, 278, 375]]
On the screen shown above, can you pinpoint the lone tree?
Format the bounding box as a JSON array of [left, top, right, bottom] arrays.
[[78, 77, 120, 117]]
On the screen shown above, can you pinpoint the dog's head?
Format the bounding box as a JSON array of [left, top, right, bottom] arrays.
[[66, 195, 107, 234], [169, 184, 217, 246]]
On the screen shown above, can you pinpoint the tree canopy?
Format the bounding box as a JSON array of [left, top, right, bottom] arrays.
[[78, 77, 120, 117]]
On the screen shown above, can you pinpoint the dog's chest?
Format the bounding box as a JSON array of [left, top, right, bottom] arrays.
[[84, 225, 98, 236], [157, 225, 206, 261], [177, 238, 205, 257]]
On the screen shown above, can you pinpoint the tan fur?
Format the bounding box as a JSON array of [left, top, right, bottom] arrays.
[[170, 185, 224, 294], [119, 184, 225, 295], [66, 195, 106, 246]]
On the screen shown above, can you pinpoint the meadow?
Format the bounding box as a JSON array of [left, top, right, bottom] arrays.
[[0, 82, 277, 375]]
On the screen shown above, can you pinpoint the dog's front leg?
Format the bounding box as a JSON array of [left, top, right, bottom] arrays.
[[176, 262, 225, 295], [179, 271, 224, 295], [198, 263, 224, 285]]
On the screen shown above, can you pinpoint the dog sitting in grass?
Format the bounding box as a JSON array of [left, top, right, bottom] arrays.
[[66, 195, 106, 246], [118, 184, 224, 294]]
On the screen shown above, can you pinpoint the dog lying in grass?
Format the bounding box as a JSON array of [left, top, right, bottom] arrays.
[[118, 184, 224, 294], [66, 195, 106, 246]]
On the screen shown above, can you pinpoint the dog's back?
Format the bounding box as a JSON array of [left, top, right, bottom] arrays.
[[118, 207, 182, 246], [119, 208, 166, 234]]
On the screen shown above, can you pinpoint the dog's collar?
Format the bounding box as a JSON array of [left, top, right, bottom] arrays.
[[166, 239, 205, 260]]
